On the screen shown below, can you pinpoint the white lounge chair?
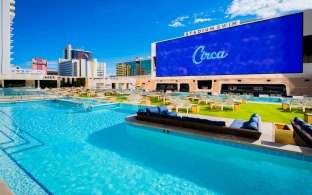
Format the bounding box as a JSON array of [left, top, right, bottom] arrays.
[[289, 100, 303, 111], [303, 100, 312, 112], [223, 99, 235, 111], [175, 100, 191, 113], [213, 99, 224, 110]]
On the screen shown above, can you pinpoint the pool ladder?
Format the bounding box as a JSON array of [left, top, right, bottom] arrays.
[[0, 110, 20, 134]]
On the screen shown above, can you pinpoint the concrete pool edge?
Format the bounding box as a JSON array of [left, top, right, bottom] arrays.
[[126, 115, 312, 162]]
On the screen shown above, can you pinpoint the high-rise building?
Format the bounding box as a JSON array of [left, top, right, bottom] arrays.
[[32, 58, 47, 74], [0, 0, 15, 74], [116, 57, 151, 76], [58, 44, 106, 78], [64, 44, 93, 61], [116, 64, 131, 76]]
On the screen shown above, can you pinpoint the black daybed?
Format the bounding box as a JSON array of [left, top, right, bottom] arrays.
[[291, 117, 312, 148], [136, 106, 262, 139]]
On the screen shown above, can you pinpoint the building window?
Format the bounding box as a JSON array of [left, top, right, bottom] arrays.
[[180, 84, 189, 92], [304, 35, 312, 63], [197, 80, 212, 89]]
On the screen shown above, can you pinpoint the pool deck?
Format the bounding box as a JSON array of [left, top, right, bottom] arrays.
[[126, 113, 312, 157], [0, 180, 13, 195]]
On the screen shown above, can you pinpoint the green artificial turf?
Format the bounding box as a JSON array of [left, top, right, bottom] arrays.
[[196, 103, 304, 124], [150, 99, 306, 124], [149, 97, 164, 106], [116, 96, 127, 102], [79, 95, 306, 124]]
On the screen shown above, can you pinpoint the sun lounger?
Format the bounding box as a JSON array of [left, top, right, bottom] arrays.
[[289, 100, 303, 111], [303, 100, 312, 112], [175, 100, 191, 113]]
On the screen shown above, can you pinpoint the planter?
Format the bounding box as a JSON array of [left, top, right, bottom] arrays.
[[274, 123, 293, 145]]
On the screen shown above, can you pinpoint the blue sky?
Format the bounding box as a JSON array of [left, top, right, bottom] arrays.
[[12, 0, 311, 75]]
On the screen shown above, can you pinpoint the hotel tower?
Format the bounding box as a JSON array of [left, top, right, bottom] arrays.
[[0, 0, 15, 74]]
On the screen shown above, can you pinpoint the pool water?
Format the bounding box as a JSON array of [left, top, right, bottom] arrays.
[[1, 101, 312, 194], [0, 88, 46, 96]]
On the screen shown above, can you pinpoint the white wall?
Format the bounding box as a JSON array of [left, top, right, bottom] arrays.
[[304, 10, 312, 36], [80, 59, 87, 77], [304, 63, 312, 73]]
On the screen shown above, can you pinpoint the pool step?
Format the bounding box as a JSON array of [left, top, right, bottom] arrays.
[[0, 126, 27, 149], [0, 126, 43, 155]]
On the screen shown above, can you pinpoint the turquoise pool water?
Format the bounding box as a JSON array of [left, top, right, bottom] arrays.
[[0, 88, 46, 96], [0, 101, 312, 194]]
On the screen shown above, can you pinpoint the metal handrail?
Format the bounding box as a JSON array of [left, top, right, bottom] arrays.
[[0, 110, 20, 134]]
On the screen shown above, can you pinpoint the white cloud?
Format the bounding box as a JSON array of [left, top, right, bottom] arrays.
[[193, 18, 212, 24], [227, 0, 312, 18], [169, 21, 185, 27], [168, 16, 189, 27], [169, 12, 215, 27]]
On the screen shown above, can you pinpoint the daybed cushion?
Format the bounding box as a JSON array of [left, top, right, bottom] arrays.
[[294, 117, 304, 123], [157, 106, 169, 114], [230, 120, 245, 129], [230, 113, 260, 131], [249, 116, 258, 124], [137, 108, 148, 115], [146, 107, 160, 114], [251, 113, 259, 117], [243, 121, 258, 131]]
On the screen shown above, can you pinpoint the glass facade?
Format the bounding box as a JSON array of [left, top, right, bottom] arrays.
[[71, 50, 93, 61], [139, 59, 152, 76], [59, 61, 73, 76], [64, 49, 93, 60], [116, 58, 151, 76]]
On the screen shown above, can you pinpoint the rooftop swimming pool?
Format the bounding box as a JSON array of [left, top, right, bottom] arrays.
[[0, 100, 312, 194]]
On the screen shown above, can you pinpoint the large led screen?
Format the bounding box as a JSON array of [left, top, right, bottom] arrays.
[[156, 13, 303, 77]]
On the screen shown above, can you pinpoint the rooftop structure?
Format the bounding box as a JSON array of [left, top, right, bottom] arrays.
[[32, 58, 47, 74], [141, 11, 312, 96], [58, 44, 106, 78]]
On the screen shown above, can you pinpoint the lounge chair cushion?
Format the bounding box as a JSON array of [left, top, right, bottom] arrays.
[[146, 107, 160, 114], [157, 106, 169, 114], [243, 121, 258, 131]]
